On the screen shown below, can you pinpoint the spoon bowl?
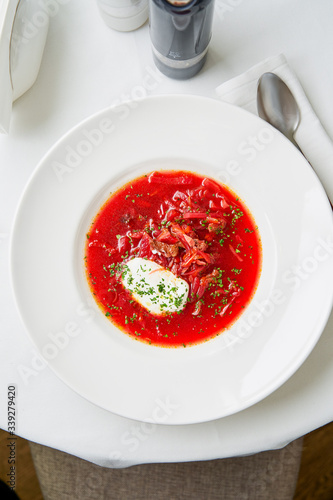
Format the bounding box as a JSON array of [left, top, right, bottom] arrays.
[[257, 72, 301, 149]]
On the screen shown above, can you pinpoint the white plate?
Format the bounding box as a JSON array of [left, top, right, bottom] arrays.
[[10, 95, 333, 425]]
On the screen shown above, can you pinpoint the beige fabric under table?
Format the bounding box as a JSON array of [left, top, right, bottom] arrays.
[[29, 438, 303, 500]]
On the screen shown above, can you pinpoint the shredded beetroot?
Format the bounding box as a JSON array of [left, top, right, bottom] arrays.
[[148, 171, 194, 185], [182, 212, 209, 219], [229, 244, 244, 262], [88, 240, 116, 255]]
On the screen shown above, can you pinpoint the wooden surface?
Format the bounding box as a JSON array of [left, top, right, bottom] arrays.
[[0, 430, 43, 500], [0, 422, 333, 499], [294, 422, 333, 500]]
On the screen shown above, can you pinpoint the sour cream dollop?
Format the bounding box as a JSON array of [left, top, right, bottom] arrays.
[[122, 257, 189, 316]]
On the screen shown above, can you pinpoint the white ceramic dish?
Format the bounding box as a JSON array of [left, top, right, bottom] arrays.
[[10, 95, 333, 424], [10, 0, 49, 101], [0, 0, 49, 133]]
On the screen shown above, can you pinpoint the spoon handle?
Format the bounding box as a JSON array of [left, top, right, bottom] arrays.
[[289, 135, 303, 154], [287, 133, 310, 162], [291, 135, 333, 207]]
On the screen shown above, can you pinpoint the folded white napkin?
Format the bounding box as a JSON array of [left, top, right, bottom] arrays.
[[216, 54, 333, 204]]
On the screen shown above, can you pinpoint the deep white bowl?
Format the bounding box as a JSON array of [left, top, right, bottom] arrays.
[[10, 95, 333, 424]]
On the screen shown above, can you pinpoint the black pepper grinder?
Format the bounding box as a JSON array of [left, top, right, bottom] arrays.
[[149, 0, 215, 80]]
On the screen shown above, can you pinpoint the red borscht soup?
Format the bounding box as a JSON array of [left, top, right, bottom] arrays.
[[85, 171, 262, 347]]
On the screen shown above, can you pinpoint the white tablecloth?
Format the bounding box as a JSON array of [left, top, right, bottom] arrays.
[[1, 0, 333, 468]]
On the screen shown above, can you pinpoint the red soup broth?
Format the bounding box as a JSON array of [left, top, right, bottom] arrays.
[[85, 170, 262, 347]]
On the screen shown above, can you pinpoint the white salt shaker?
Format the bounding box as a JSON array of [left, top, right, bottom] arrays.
[[97, 0, 148, 32]]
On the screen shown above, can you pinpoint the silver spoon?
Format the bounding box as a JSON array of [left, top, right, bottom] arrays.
[[257, 72, 302, 153], [257, 72, 333, 205]]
